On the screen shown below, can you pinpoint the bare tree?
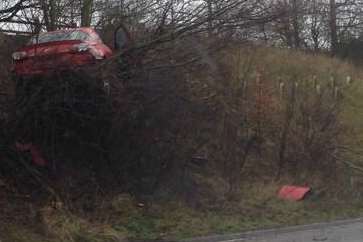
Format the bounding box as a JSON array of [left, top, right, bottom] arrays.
[[0, 0, 34, 22], [81, 0, 93, 27], [308, 0, 327, 51], [330, 0, 338, 54]]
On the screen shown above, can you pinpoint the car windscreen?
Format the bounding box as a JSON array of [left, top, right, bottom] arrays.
[[28, 31, 90, 45]]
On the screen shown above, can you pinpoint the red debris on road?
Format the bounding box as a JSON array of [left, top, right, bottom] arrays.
[[15, 142, 48, 167], [278, 185, 311, 201]]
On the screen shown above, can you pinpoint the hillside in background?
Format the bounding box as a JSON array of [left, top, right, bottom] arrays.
[[1, 42, 363, 241]]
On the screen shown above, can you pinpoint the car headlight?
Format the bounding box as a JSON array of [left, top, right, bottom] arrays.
[[72, 43, 89, 52], [12, 51, 27, 60]]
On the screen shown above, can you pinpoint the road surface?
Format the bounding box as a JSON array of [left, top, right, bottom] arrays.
[[183, 218, 363, 242]]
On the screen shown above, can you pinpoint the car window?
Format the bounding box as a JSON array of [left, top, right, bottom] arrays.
[[87, 32, 102, 42], [28, 31, 90, 45]]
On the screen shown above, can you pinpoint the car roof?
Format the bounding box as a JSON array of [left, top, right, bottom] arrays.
[[40, 27, 97, 36]]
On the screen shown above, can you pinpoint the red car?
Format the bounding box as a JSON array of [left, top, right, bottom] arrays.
[[12, 27, 113, 77]]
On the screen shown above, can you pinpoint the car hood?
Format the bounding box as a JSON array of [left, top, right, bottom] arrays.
[[18, 40, 85, 57]]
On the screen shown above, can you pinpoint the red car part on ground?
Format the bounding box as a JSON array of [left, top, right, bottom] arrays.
[[278, 185, 311, 201], [12, 27, 113, 77]]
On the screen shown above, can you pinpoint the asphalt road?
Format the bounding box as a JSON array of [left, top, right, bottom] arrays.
[[184, 218, 363, 242]]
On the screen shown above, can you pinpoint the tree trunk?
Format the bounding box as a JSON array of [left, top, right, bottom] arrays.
[[49, 0, 56, 31], [291, 0, 300, 48], [330, 0, 338, 55], [207, 0, 213, 36], [40, 0, 50, 31], [310, 0, 320, 51], [81, 0, 93, 27]]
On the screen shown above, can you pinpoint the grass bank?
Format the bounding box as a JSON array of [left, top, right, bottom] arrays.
[[2, 46, 363, 242]]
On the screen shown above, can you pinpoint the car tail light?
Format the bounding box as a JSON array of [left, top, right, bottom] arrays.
[[72, 43, 89, 52], [12, 51, 27, 60]]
